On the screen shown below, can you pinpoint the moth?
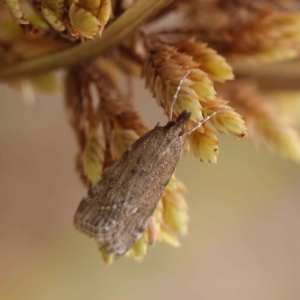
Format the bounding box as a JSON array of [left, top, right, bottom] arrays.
[[74, 109, 223, 258]]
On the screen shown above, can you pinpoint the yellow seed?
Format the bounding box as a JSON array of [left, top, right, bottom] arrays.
[[98, 0, 112, 35], [69, 3, 99, 39], [42, 7, 66, 32], [83, 0, 101, 17], [4, 0, 29, 24]]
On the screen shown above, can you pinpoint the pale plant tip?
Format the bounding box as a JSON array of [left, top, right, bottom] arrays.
[[143, 42, 246, 164], [162, 193, 189, 235], [20, 80, 36, 106], [30, 73, 58, 93], [42, 7, 66, 32], [158, 226, 181, 248], [110, 129, 139, 161], [143, 43, 208, 122], [82, 0, 101, 17], [147, 217, 160, 245], [224, 10, 300, 63], [126, 232, 148, 261], [4, 0, 30, 24], [40, 0, 110, 37], [286, 147, 300, 162], [83, 128, 105, 184], [267, 127, 300, 162], [101, 250, 114, 265], [69, 3, 100, 39], [98, 26, 104, 37], [175, 40, 235, 82], [98, 0, 112, 27], [41, 0, 65, 15], [202, 104, 247, 135], [220, 80, 300, 161], [164, 206, 189, 236], [272, 91, 300, 124], [236, 132, 247, 140], [186, 131, 219, 164]]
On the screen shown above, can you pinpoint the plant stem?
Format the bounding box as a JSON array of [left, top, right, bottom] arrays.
[[233, 60, 300, 90], [0, 0, 170, 80]]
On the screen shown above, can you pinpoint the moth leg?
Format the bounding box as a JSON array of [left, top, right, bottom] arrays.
[[168, 68, 190, 121]]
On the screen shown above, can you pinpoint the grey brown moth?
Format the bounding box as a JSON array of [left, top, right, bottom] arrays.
[[74, 109, 223, 258]]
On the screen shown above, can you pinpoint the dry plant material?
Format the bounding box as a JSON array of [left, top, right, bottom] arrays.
[[157, 0, 300, 63], [29, 0, 113, 39], [4, 0, 29, 24], [41, 7, 66, 32], [143, 41, 246, 163], [223, 11, 300, 62], [65, 66, 191, 263], [73, 72, 224, 261], [271, 91, 300, 124], [68, 0, 112, 38], [1, 0, 300, 264], [218, 81, 300, 161]]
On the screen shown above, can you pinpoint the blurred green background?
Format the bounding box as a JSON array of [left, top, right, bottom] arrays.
[[0, 81, 299, 300]]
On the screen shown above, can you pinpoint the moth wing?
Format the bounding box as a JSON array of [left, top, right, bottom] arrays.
[[74, 127, 168, 235], [97, 133, 183, 256]]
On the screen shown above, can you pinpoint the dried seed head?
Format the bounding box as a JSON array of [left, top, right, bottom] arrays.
[[271, 91, 300, 124], [169, 1, 300, 63], [65, 68, 189, 263], [41, 0, 65, 15], [219, 80, 300, 161], [109, 128, 140, 161], [143, 42, 247, 163], [185, 130, 219, 164], [201, 99, 247, 135], [144, 43, 212, 122], [98, 0, 112, 35], [83, 127, 105, 184], [162, 181, 189, 236], [221, 11, 300, 63], [65, 0, 112, 39], [82, 0, 101, 17], [175, 39, 234, 82], [41, 7, 66, 32], [4, 0, 29, 24], [69, 3, 100, 39]]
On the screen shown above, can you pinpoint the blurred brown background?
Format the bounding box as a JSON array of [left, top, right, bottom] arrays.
[[0, 81, 299, 300]]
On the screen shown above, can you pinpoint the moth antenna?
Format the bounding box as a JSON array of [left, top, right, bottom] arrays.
[[184, 108, 226, 135], [169, 68, 190, 121]]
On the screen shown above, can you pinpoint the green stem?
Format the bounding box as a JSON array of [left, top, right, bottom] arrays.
[[0, 0, 170, 80]]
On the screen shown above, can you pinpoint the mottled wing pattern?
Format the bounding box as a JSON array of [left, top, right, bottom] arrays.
[[74, 128, 167, 235], [100, 134, 183, 256], [74, 111, 190, 257]]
